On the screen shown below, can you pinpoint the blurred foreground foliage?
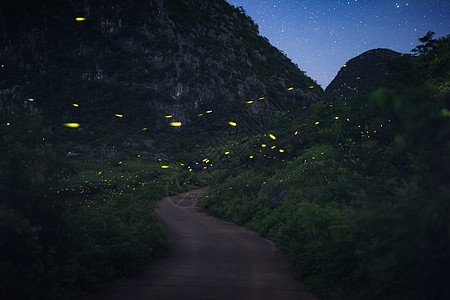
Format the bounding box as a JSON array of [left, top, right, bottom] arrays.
[[199, 33, 450, 299], [0, 112, 171, 299]]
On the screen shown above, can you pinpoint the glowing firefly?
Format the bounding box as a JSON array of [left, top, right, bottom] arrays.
[[246, 100, 254, 104], [315, 121, 320, 125], [76, 17, 86, 21], [229, 121, 237, 126], [165, 115, 173, 118], [72, 103, 79, 107], [28, 98, 34, 102], [115, 114, 123, 117], [142, 127, 148, 130], [206, 110, 212, 113], [161, 166, 169, 169], [288, 87, 294, 90], [269, 134, 276, 140], [170, 122, 182, 127], [64, 123, 80, 128], [259, 97, 265, 100]]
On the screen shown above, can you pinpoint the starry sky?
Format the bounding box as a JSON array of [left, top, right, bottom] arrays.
[[225, 0, 450, 88]]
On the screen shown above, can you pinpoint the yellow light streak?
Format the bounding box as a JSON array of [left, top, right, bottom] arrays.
[[63, 123, 80, 128]]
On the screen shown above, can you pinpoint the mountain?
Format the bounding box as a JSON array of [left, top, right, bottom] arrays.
[[325, 48, 402, 101], [0, 0, 322, 153]]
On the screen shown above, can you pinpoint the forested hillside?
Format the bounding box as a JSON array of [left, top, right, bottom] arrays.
[[0, 0, 320, 155], [325, 48, 402, 101], [199, 32, 450, 300]]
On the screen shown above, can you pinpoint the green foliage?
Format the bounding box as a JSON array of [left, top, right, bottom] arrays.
[[0, 113, 170, 299], [199, 33, 450, 300]]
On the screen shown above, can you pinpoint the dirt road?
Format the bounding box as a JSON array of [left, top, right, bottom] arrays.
[[86, 187, 317, 300]]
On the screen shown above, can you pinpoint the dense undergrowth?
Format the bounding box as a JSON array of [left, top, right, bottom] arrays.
[[0, 119, 190, 299], [199, 33, 450, 299]]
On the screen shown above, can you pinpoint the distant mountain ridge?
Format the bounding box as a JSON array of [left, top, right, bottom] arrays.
[[0, 0, 321, 150], [325, 48, 402, 101]]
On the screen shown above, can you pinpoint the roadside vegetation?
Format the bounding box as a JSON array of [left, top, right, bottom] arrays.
[[0, 114, 184, 299], [199, 32, 450, 299]]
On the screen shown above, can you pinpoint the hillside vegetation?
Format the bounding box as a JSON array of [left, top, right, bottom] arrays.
[[199, 32, 450, 300]]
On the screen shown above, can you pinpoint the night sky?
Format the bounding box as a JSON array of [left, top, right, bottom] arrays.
[[225, 0, 450, 88]]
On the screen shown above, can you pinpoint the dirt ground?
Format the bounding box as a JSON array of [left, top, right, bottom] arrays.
[[84, 187, 318, 300]]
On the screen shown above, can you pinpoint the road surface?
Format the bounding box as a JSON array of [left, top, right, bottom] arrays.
[[85, 187, 317, 300]]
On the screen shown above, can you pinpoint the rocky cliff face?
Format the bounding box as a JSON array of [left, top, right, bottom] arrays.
[[0, 0, 321, 145], [325, 48, 402, 101]]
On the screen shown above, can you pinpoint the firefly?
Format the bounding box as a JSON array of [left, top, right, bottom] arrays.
[[288, 87, 294, 90], [269, 133, 276, 140], [229, 121, 237, 126], [170, 122, 182, 127], [72, 103, 79, 107], [246, 100, 254, 104], [115, 114, 123, 117], [161, 166, 169, 169], [63, 123, 80, 128], [76, 17, 86, 21]]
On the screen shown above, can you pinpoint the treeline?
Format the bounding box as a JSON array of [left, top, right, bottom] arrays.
[[199, 33, 450, 299], [0, 112, 171, 299]]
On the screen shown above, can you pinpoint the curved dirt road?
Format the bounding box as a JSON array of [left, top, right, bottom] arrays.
[[86, 187, 317, 300]]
